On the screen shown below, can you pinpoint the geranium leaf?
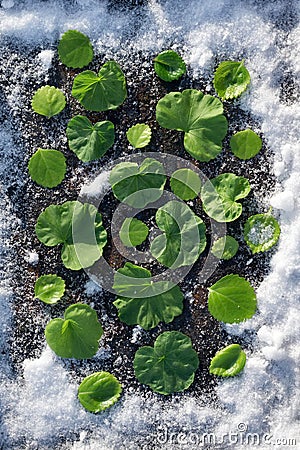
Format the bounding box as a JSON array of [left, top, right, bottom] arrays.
[[45, 303, 103, 359], [156, 89, 228, 162], [78, 372, 122, 413], [58, 29, 93, 69], [31, 85, 66, 118], [154, 50, 186, 82], [28, 148, 66, 188], [230, 129, 262, 160], [209, 344, 246, 377], [208, 274, 257, 323], [170, 168, 201, 200], [201, 173, 251, 222], [213, 60, 250, 100], [150, 200, 206, 268], [72, 60, 127, 111], [134, 331, 199, 395], [109, 158, 166, 208], [211, 235, 239, 260], [244, 213, 280, 254], [66, 115, 115, 162], [119, 218, 149, 247], [126, 123, 151, 148], [34, 274, 65, 304]]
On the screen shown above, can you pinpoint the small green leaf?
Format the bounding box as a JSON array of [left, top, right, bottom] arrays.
[[244, 213, 280, 254], [58, 29, 93, 69], [45, 303, 103, 359], [213, 60, 251, 100], [78, 371, 122, 413], [211, 236, 239, 260], [156, 89, 228, 162], [154, 50, 186, 82], [31, 85, 66, 118], [230, 129, 262, 160], [34, 274, 65, 304], [28, 148, 66, 188], [209, 344, 246, 377], [126, 123, 151, 148], [201, 173, 251, 222], [66, 115, 114, 162], [119, 218, 149, 247], [170, 168, 201, 200], [72, 60, 127, 111], [208, 274, 257, 323], [134, 331, 199, 395]]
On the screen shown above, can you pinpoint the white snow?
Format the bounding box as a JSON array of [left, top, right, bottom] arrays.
[[84, 279, 102, 297], [80, 171, 110, 199], [24, 250, 39, 265]]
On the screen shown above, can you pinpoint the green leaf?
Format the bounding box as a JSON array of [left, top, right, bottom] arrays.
[[230, 129, 262, 160], [119, 218, 149, 247], [45, 303, 103, 359], [126, 123, 151, 148], [66, 115, 115, 162], [28, 148, 66, 188], [201, 173, 251, 222], [150, 200, 206, 268], [72, 60, 127, 111], [213, 60, 251, 100], [156, 89, 228, 162], [154, 50, 186, 82], [109, 158, 166, 208], [209, 344, 246, 377], [34, 274, 65, 305], [35, 201, 107, 270], [208, 274, 257, 323], [78, 372, 122, 413], [58, 29, 93, 69], [211, 235, 239, 260], [170, 168, 201, 200], [244, 213, 280, 254], [31, 85, 66, 118], [134, 331, 199, 395], [113, 263, 183, 330]]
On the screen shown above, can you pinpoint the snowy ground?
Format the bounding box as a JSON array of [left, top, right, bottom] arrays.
[[0, 0, 299, 449]]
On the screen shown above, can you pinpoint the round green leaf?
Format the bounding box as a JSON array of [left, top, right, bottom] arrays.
[[170, 168, 201, 200], [78, 372, 122, 413], [45, 303, 103, 359], [156, 89, 228, 162], [109, 158, 166, 208], [134, 331, 199, 395], [72, 60, 127, 111], [66, 115, 115, 162], [126, 123, 151, 148], [201, 173, 251, 222], [244, 213, 280, 254], [34, 274, 65, 305], [208, 274, 257, 323], [209, 344, 246, 377], [154, 50, 186, 82], [213, 60, 251, 100], [28, 148, 66, 188], [230, 129, 262, 160], [58, 29, 93, 69], [211, 235, 239, 260], [119, 218, 149, 247], [31, 85, 66, 118]]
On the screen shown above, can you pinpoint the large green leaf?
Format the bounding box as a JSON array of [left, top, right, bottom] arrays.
[[150, 200, 206, 268], [156, 89, 228, 162], [230, 129, 262, 160], [31, 85, 66, 118], [113, 263, 183, 330], [244, 213, 280, 254], [78, 372, 122, 413], [109, 158, 166, 208], [154, 50, 186, 82], [208, 274, 257, 323], [58, 29, 93, 69], [201, 173, 251, 222], [213, 60, 251, 100], [126, 123, 152, 148], [45, 303, 103, 359], [72, 60, 127, 111], [134, 331, 199, 395], [119, 218, 149, 247], [209, 344, 246, 377], [66, 115, 115, 162], [28, 148, 66, 188], [170, 168, 201, 201], [34, 274, 65, 305]]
